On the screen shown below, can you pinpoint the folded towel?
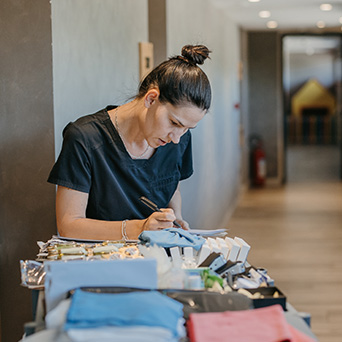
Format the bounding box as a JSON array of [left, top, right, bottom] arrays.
[[187, 304, 317, 342], [67, 326, 178, 342], [139, 228, 205, 251], [64, 290, 184, 338]]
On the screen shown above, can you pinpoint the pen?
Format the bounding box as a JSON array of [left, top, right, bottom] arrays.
[[139, 196, 182, 228]]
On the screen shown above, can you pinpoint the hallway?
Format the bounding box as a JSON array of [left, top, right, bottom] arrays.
[[228, 145, 342, 342]]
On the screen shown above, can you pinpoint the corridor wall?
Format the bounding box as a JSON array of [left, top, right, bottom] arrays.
[[247, 31, 283, 182], [51, 0, 149, 155], [167, 0, 242, 229]]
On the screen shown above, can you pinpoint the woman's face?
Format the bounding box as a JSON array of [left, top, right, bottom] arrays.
[[144, 101, 206, 148]]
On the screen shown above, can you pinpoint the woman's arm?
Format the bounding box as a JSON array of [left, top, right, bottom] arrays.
[[168, 184, 190, 230], [56, 186, 177, 240]]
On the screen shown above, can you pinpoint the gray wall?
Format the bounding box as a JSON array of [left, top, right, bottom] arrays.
[[239, 29, 251, 187], [0, 1, 56, 341], [51, 0, 149, 155], [247, 31, 282, 181], [167, 0, 242, 228]]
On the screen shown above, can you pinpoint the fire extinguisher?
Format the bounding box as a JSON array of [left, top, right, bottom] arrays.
[[250, 136, 266, 187]]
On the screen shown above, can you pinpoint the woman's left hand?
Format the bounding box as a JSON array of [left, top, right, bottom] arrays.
[[174, 219, 190, 230]]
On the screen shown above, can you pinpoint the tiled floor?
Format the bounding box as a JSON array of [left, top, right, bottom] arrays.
[[228, 145, 342, 342]]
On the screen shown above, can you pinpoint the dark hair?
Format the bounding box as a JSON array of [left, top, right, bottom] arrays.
[[137, 45, 212, 111]]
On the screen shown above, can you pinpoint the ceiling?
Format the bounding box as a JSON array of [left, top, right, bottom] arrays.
[[212, 0, 342, 30]]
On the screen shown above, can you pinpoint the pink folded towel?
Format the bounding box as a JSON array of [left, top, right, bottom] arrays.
[[187, 304, 316, 342]]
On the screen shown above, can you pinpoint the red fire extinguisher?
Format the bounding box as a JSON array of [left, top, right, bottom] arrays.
[[250, 136, 266, 187]]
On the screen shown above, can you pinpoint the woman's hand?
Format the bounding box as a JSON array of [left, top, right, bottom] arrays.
[[142, 208, 177, 231], [174, 219, 190, 230], [167, 185, 189, 230]]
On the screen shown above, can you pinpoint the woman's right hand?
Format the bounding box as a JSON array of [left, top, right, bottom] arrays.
[[142, 208, 177, 231]]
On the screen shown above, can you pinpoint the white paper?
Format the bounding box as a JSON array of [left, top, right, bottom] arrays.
[[225, 237, 240, 262], [197, 241, 211, 265], [189, 229, 228, 237], [216, 237, 230, 259], [234, 237, 251, 263]]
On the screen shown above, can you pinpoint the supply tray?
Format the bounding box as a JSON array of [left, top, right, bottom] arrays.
[[247, 286, 286, 311]]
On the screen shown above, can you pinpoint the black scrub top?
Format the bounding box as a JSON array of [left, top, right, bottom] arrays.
[[48, 106, 193, 221]]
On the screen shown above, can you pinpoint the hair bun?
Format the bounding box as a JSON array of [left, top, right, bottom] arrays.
[[181, 45, 211, 65]]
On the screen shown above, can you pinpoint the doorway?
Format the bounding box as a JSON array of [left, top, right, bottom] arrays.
[[282, 34, 342, 183]]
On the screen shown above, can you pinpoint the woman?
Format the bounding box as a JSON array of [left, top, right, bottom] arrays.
[[48, 44, 212, 240]]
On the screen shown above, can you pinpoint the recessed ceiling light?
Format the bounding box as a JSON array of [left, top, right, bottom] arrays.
[[306, 47, 315, 56], [248, 0, 260, 3], [259, 11, 271, 18], [320, 4, 332, 11], [267, 21, 278, 29], [317, 21, 326, 28]]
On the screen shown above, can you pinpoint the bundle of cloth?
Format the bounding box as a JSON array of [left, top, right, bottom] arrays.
[[187, 304, 317, 342], [64, 289, 185, 342], [21, 289, 185, 342], [139, 227, 205, 251]]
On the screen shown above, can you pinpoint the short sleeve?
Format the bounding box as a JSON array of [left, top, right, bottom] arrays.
[[179, 131, 193, 180], [47, 123, 92, 193]]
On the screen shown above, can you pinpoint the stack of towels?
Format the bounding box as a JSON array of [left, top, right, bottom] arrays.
[[64, 289, 185, 342], [187, 304, 316, 342]]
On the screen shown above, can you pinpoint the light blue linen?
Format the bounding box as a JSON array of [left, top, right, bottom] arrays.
[[139, 228, 205, 251], [64, 290, 183, 338]]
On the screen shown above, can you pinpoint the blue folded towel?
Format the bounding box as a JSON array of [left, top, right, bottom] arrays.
[[64, 289, 183, 337], [139, 228, 205, 251]]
